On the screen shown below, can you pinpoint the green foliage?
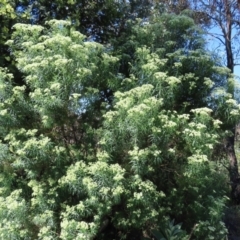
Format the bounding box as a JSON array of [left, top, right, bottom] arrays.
[[0, 9, 238, 240], [99, 11, 233, 239], [0, 190, 31, 239], [7, 20, 118, 129], [100, 44, 229, 238], [0, 20, 120, 239], [151, 220, 188, 240]]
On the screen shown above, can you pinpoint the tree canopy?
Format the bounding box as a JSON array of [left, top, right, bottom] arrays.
[[1, 1, 240, 239]]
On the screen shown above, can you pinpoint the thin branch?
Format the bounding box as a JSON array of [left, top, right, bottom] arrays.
[[188, 224, 198, 240], [205, 31, 225, 45]]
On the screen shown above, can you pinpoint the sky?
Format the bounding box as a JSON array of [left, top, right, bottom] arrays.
[[235, 67, 240, 81]]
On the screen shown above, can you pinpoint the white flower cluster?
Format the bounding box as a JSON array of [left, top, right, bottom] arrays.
[[188, 154, 208, 163], [191, 107, 213, 115]]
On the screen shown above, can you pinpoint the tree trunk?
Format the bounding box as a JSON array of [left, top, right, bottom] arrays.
[[226, 131, 240, 202], [224, 0, 240, 202]]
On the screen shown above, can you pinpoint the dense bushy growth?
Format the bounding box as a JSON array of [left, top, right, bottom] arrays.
[[0, 4, 240, 239]]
